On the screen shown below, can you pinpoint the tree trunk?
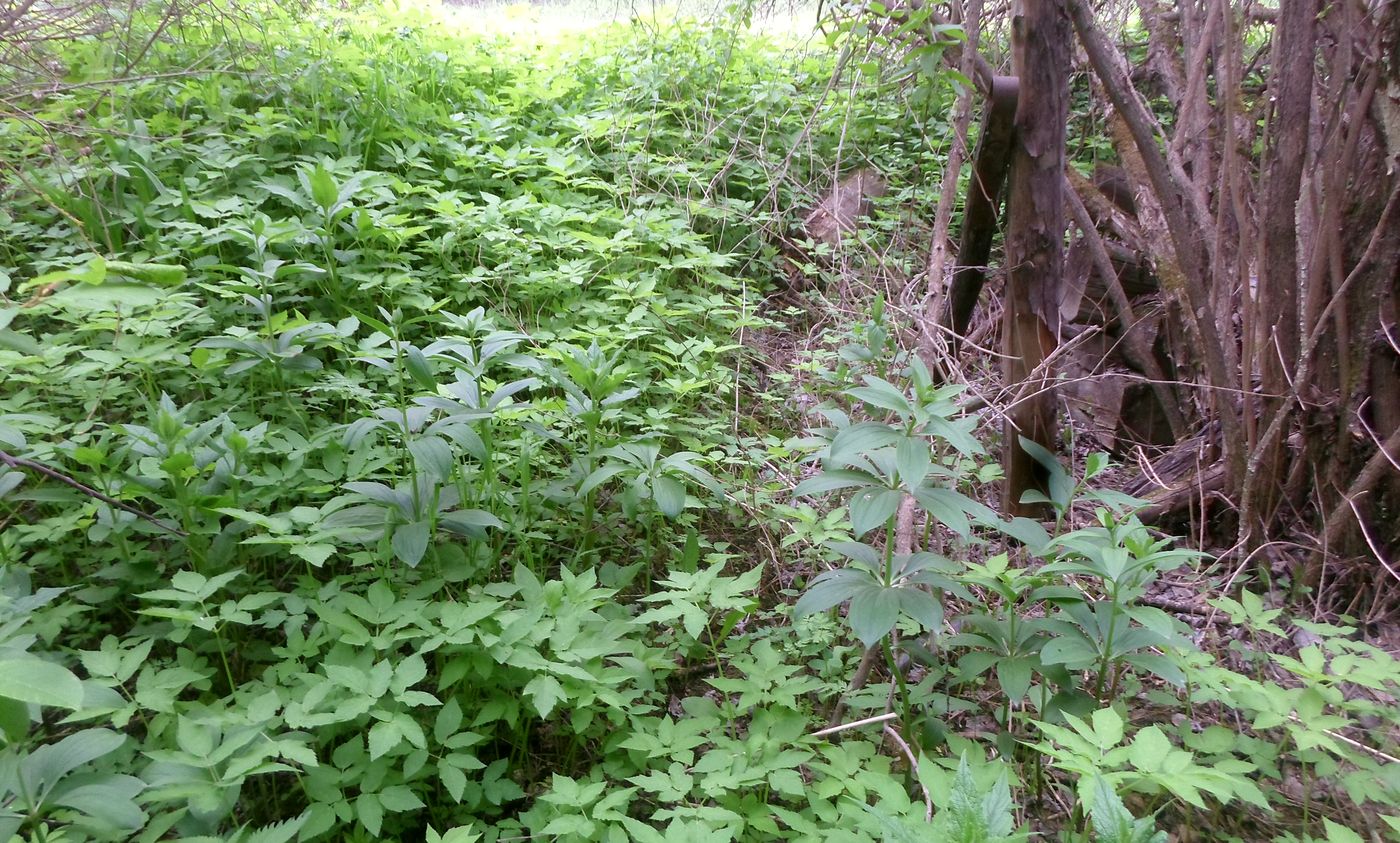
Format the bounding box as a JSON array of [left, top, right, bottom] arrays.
[[1246, 0, 1316, 536], [1002, 0, 1070, 518]]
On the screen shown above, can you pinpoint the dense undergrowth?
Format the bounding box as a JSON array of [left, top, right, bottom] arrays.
[[0, 3, 1397, 841]]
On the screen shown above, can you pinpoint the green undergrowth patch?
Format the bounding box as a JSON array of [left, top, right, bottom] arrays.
[[0, 3, 1397, 842]]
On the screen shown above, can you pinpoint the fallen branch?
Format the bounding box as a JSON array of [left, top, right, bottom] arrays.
[[0, 450, 186, 536]]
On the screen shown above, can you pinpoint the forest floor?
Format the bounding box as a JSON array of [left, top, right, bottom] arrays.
[[0, 2, 1395, 841]]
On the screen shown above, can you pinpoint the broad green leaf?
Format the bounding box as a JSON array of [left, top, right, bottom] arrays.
[[894, 436, 931, 488], [846, 378, 912, 414], [827, 541, 882, 566], [438, 509, 503, 536], [893, 587, 942, 632], [439, 760, 467, 802], [578, 464, 628, 498], [426, 825, 481, 843], [830, 422, 901, 466], [652, 475, 686, 517], [27, 256, 106, 289], [404, 346, 437, 391], [996, 657, 1033, 702], [912, 487, 972, 537], [50, 282, 167, 310], [368, 720, 402, 760], [24, 729, 126, 798], [850, 487, 904, 537], [794, 568, 874, 618], [356, 793, 383, 837], [0, 659, 85, 709], [793, 468, 879, 497], [435, 698, 463, 743], [1322, 820, 1366, 843], [291, 544, 336, 567], [1126, 726, 1170, 772], [1040, 635, 1099, 668], [377, 785, 425, 812], [525, 674, 565, 718], [48, 775, 146, 829], [308, 165, 339, 212], [391, 521, 431, 568], [1091, 708, 1124, 749], [847, 586, 900, 648], [408, 435, 455, 481], [0, 328, 41, 355]]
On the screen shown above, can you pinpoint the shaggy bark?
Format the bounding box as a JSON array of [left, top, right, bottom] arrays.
[[1001, 0, 1070, 517]]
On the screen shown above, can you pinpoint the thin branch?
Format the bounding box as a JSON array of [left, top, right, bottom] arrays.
[[1347, 497, 1400, 586], [811, 710, 898, 737], [0, 450, 186, 536]]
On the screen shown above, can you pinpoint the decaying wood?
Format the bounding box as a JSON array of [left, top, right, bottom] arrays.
[[1070, 0, 1243, 477], [1065, 182, 1186, 439], [1091, 163, 1137, 216], [801, 168, 888, 249], [940, 74, 1019, 351], [903, 0, 1398, 588]]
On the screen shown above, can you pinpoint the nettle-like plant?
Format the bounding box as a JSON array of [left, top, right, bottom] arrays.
[[781, 305, 1254, 838], [1029, 706, 1269, 840]]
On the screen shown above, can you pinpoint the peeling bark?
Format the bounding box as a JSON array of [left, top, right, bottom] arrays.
[[1002, 0, 1070, 518]]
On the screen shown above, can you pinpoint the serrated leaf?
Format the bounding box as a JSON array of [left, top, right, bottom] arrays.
[[368, 720, 402, 761], [539, 815, 595, 836], [767, 767, 805, 796], [291, 544, 335, 567], [356, 793, 383, 837], [1091, 708, 1125, 749], [525, 674, 565, 718], [377, 785, 425, 812], [439, 760, 467, 802], [241, 811, 310, 843], [435, 699, 463, 743], [1126, 725, 1169, 772]]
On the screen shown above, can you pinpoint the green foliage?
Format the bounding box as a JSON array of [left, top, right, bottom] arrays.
[[1087, 775, 1165, 843], [1, 2, 1396, 841]]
